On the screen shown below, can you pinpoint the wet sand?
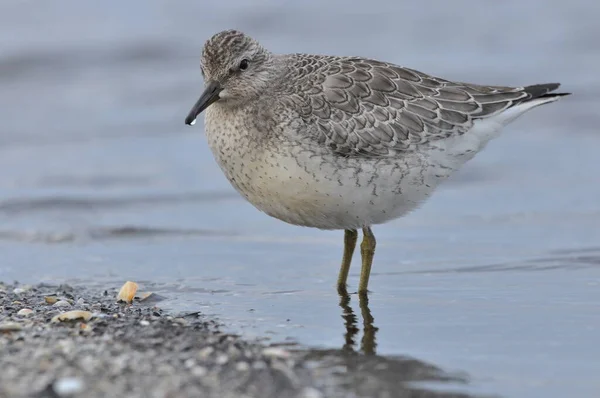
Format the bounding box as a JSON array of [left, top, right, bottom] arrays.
[[0, 282, 473, 398]]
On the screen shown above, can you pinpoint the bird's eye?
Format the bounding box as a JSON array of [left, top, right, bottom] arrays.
[[239, 59, 249, 70]]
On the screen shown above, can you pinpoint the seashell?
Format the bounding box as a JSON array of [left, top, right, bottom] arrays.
[[17, 308, 34, 317], [51, 310, 93, 323], [136, 292, 153, 301], [116, 281, 138, 304], [135, 291, 166, 303]]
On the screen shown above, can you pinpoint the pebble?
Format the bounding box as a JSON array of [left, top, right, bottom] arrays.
[[17, 308, 34, 317], [172, 317, 188, 326], [0, 322, 22, 332], [191, 366, 207, 377], [215, 354, 229, 365], [300, 387, 324, 398], [12, 288, 27, 295], [263, 347, 291, 359], [53, 377, 85, 396], [139, 320, 150, 326], [253, 361, 267, 370], [53, 300, 72, 308], [197, 346, 214, 359], [236, 361, 250, 371], [45, 296, 59, 305]]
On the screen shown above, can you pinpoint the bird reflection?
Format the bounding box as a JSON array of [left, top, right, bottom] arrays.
[[338, 290, 378, 354]]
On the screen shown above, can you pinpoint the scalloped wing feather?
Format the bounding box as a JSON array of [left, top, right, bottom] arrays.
[[287, 55, 532, 157]]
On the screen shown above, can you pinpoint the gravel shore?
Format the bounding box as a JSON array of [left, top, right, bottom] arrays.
[[0, 282, 474, 398]]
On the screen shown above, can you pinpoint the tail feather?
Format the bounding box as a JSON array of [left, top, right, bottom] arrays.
[[522, 83, 571, 101], [489, 83, 570, 126]]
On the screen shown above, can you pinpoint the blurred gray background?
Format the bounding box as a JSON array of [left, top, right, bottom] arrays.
[[1, 1, 599, 397]]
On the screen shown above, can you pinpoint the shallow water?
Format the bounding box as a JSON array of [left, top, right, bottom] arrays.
[[1, 1, 600, 397]]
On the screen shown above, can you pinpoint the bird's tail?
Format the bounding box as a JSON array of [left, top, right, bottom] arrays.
[[522, 83, 571, 101]]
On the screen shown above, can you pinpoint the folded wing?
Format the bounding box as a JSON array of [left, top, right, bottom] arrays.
[[286, 55, 562, 157]]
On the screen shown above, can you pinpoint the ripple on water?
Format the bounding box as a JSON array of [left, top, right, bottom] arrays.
[[0, 226, 236, 244]]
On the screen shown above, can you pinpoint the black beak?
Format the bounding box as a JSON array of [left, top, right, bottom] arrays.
[[185, 80, 222, 126]]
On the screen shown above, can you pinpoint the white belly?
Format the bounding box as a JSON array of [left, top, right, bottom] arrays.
[[207, 140, 468, 230], [205, 107, 499, 230]]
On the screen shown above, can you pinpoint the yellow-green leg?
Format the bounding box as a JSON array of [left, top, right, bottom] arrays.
[[337, 229, 358, 292], [358, 226, 376, 294]]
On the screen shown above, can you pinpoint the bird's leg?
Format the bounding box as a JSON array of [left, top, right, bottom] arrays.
[[337, 229, 358, 292], [358, 227, 376, 294]]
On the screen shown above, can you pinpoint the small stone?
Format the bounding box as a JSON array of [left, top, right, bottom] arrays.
[[300, 387, 324, 398], [45, 296, 59, 305], [216, 354, 229, 365], [53, 377, 84, 396], [53, 300, 72, 308], [0, 322, 23, 332], [139, 320, 150, 326], [197, 347, 214, 359], [236, 361, 250, 371], [191, 366, 207, 377], [172, 318, 188, 326], [12, 288, 27, 295], [253, 360, 267, 369], [17, 308, 34, 317], [76, 298, 85, 306], [262, 347, 291, 359]]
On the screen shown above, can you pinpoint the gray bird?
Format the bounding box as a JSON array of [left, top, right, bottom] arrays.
[[185, 29, 569, 294]]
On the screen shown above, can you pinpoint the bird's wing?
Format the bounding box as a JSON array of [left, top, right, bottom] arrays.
[[284, 55, 536, 157]]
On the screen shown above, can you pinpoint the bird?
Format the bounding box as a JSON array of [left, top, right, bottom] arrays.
[[184, 29, 570, 294]]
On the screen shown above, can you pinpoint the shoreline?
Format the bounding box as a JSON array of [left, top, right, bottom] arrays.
[[0, 282, 474, 398]]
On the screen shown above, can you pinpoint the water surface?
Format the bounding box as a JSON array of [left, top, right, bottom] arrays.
[[1, 1, 599, 397]]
